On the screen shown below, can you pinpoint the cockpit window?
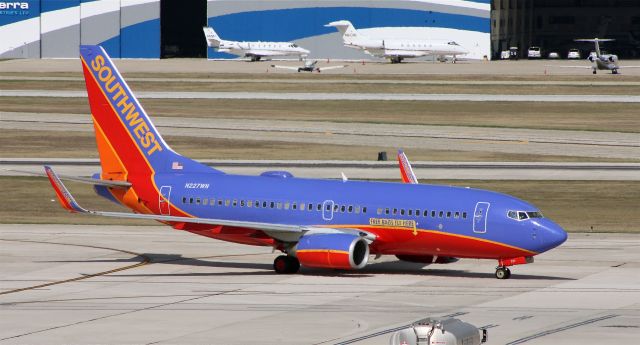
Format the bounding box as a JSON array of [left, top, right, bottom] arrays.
[[292, 44, 299, 48], [527, 211, 543, 218], [509, 210, 544, 221], [448, 41, 459, 46]]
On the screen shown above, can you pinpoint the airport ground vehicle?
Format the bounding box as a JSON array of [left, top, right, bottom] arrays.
[[527, 46, 541, 59]]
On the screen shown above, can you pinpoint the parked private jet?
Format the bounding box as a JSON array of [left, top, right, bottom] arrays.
[[271, 60, 348, 73], [325, 20, 468, 63], [203, 27, 309, 61], [552, 38, 640, 74], [45, 46, 567, 279]]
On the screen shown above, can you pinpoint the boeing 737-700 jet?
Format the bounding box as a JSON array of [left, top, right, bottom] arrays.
[[203, 26, 309, 61], [325, 20, 468, 63], [45, 46, 567, 279]]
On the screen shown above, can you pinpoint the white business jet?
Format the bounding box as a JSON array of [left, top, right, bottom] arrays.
[[203, 27, 309, 61], [553, 38, 640, 74], [325, 20, 468, 63]]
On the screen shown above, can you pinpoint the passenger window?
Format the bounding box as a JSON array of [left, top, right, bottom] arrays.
[[393, 208, 398, 215], [355, 206, 361, 214], [284, 202, 290, 210], [210, 198, 215, 206], [326, 204, 331, 211], [240, 200, 245, 207], [232, 199, 237, 207], [196, 198, 201, 205], [415, 209, 420, 216], [248, 200, 253, 207], [341, 205, 346, 213], [334, 204, 339, 212], [408, 209, 413, 216], [292, 203, 297, 210], [270, 202, 275, 208], [189, 197, 194, 204], [363, 207, 367, 213], [462, 212, 467, 219], [385, 208, 390, 215], [432, 210, 436, 218], [348, 205, 353, 213], [454, 211, 460, 219], [423, 210, 428, 217], [203, 198, 208, 205], [439, 211, 444, 218], [182, 197, 186, 204], [400, 209, 405, 216], [218, 200, 223, 206], [264, 201, 268, 208], [377, 208, 382, 215], [316, 204, 321, 211], [225, 199, 230, 206], [446, 211, 451, 218], [277, 202, 282, 209]]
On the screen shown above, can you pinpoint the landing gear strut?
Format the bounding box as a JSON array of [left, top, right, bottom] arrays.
[[273, 255, 300, 274], [495, 266, 511, 279]]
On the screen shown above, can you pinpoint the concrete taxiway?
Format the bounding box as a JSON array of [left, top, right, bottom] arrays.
[[1, 225, 639, 344], [3, 158, 640, 181], [4, 89, 640, 102], [2, 112, 639, 160]]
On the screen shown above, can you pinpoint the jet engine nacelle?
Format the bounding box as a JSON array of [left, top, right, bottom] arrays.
[[609, 55, 618, 62], [396, 254, 459, 264], [296, 233, 369, 269], [588, 55, 596, 62]]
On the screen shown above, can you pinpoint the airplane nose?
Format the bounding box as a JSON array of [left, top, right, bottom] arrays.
[[538, 219, 568, 252]]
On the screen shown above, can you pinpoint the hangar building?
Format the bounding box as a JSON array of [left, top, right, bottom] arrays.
[[1, 0, 637, 60], [0, 0, 489, 60]]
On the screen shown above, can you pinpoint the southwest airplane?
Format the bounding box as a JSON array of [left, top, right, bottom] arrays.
[[203, 27, 309, 61], [45, 46, 567, 279], [325, 20, 468, 63]]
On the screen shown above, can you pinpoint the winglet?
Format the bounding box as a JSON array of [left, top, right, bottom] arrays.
[[397, 150, 419, 184], [44, 166, 87, 213]]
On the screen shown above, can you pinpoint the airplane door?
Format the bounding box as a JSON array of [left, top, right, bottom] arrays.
[[473, 202, 490, 233], [159, 186, 171, 215], [322, 200, 334, 221]]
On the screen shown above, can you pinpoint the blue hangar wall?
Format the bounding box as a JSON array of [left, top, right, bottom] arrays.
[[0, 0, 160, 58], [206, 0, 491, 60]]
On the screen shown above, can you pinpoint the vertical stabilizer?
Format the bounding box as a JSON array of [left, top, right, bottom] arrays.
[[325, 20, 361, 44], [79, 45, 217, 179], [203, 27, 222, 47]]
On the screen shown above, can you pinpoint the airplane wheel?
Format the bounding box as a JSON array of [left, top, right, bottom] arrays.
[[495, 267, 511, 279], [612, 69, 618, 74], [274, 255, 300, 274], [593, 70, 597, 74]]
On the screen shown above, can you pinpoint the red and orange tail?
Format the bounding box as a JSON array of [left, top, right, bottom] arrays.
[[79, 45, 216, 183]]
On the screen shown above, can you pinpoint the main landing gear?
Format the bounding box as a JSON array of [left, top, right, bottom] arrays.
[[273, 255, 300, 274], [495, 266, 511, 279]]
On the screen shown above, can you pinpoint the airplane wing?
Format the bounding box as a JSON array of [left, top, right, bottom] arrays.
[[617, 66, 640, 69], [247, 50, 284, 57], [44, 166, 376, 241], [397, 150, 418, 184], [546, 65, 592, 69], [317, 65, 348, 72], [270, 65, 300, 71], [384, 50, 426, 58]]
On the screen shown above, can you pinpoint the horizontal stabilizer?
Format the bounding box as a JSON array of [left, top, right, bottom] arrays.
[[11, 168, 131, 188]]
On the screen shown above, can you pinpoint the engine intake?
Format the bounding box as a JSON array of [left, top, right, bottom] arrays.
[[296, 233, 369, 269]]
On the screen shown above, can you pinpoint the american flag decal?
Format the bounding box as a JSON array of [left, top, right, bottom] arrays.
[[172, 161, 183, 170]]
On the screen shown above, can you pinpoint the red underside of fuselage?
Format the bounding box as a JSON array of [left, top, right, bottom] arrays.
[[172, 223, 533, 259]]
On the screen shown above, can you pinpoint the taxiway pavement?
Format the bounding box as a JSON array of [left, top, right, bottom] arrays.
[[3, 158, 640, 181], [1, 225, 639, 344], [2, 112, 639, 160], [4, 89, 640, 102]]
